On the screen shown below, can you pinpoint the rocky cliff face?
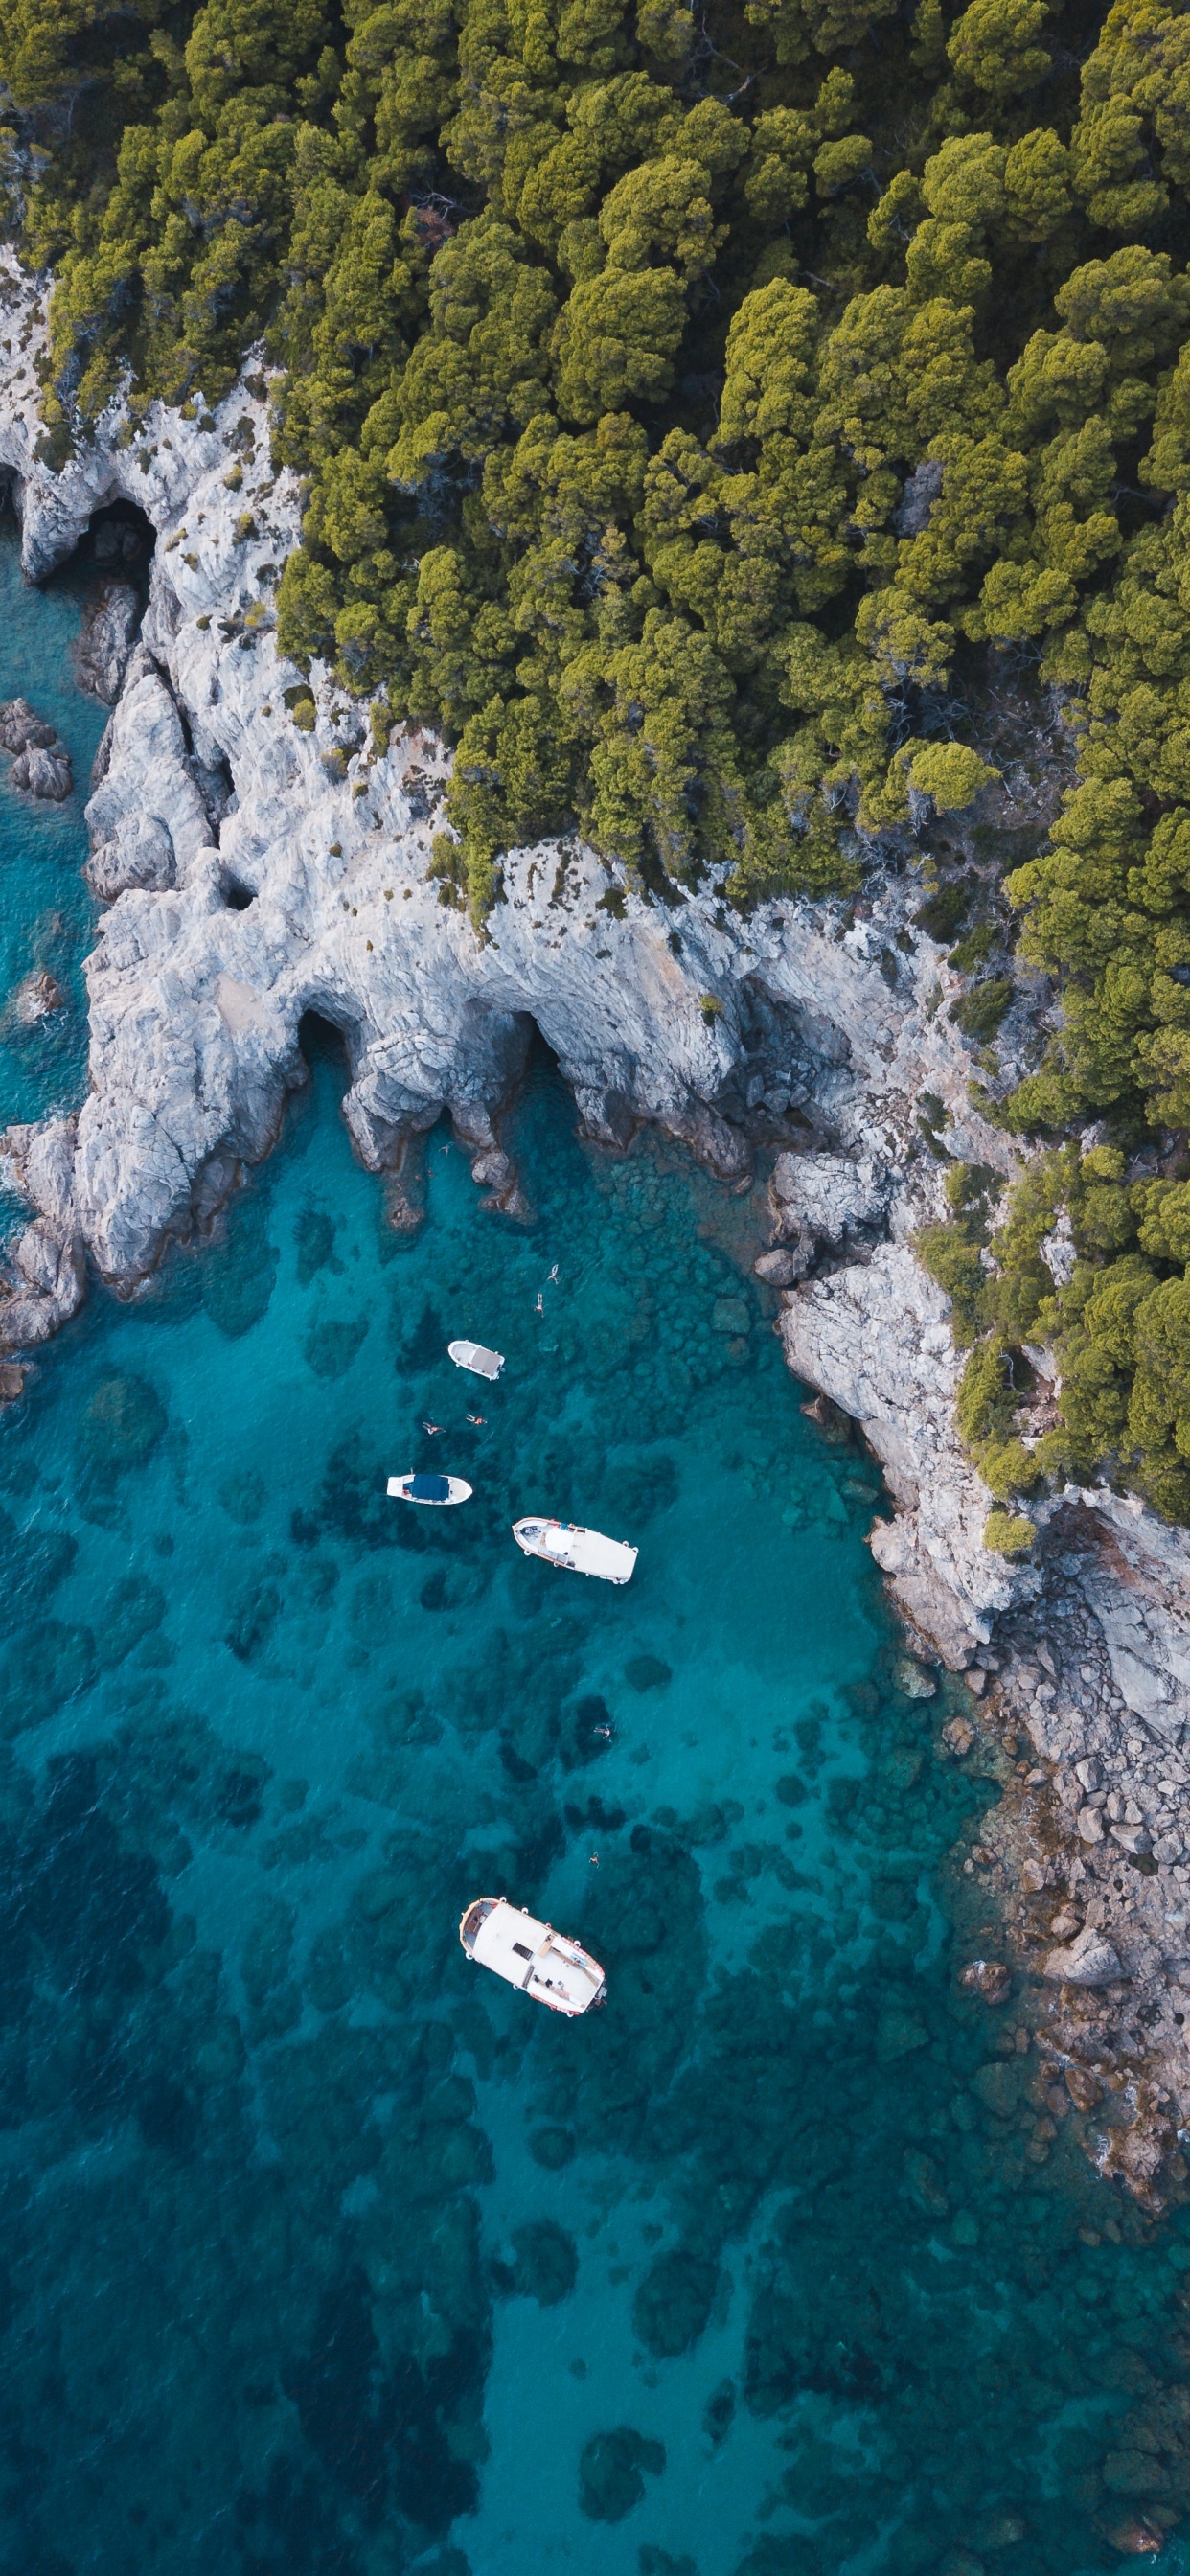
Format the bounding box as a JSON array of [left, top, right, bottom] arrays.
[[3, 251, 1190, 2173]]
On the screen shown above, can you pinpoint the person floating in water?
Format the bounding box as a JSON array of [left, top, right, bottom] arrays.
[[546, 1264, 559, 1283], [467, 1413, 485, 1426], [535, 1293, 543, 1315], [423, 1420, 444, 1436]]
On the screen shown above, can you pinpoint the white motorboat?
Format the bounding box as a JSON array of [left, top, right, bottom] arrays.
[[459, 1897, 606, 2015], [512, 1517, 637, 1584], [387, 1471, 472, 1506], [448, 1339, 505, 1381]]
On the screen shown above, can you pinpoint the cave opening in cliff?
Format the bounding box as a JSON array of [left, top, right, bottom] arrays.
[[297, 1010, 355, 1082], [220, 872, 254, 911], [81, 498, 155, 586], [516, 1014, 560, 1089]]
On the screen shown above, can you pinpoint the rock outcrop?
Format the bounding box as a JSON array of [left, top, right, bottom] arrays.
[[0, 696, 72, 798], [2, 969, 65, 1029], [0, 693, 72, 798], [780, 1241, 1028, 1665], [75, 581, 141, 704], [0, 1117, 85, 1350]]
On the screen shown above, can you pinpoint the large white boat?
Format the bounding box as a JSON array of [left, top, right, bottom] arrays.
[[512, 1517, 637, 1584], [459, 1897, 606, 2015], [387, 1471, 472, 1506], [448, 1339, 505, 1380]]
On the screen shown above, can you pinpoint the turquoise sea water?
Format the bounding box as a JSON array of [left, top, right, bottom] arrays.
[[2, 540, 1190, 2576], [0, 514, 107, 1149]]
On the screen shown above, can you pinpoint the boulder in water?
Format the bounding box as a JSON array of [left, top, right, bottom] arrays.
[[959, 1958, 1011, 2004], [11, 740, 73, 800], [3, 970, 65, 1028], [754, 1239, 812, 1287], [0, 697, 55, 753]]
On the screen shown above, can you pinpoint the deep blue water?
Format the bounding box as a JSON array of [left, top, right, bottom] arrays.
[[1, 536, 1189, 2576]]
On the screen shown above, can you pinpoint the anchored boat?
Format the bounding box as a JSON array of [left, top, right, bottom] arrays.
[[448, 1339, 505, 1381], [459, 1897, 606, 2015], [513, 1517, 637, 1584], [387, 1471, 472, 1506]]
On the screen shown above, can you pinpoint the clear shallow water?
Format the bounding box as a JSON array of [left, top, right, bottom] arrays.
[[1, 574, 1190, 2576], [0, 511, 107, 1152]]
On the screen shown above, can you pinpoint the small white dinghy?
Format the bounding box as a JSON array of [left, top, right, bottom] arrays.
[[448, 1339, 505, 1381], [513, 1517, 637, 1585], [387, 1471, 472, 1506], [459, 1897, 606, 2016]]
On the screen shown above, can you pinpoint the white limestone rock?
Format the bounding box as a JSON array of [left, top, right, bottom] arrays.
[[770, 1148, 891, 1245], [779, 1243, 1031, 1664], [12, 740, 72, 799], [75, 581, 141, 703]]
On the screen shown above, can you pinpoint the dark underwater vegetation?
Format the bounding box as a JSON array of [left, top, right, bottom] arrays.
[[6, 540, 1190, 2576]]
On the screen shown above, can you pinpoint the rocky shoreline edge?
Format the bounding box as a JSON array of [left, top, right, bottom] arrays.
[[0, 249, 1189, 2208]]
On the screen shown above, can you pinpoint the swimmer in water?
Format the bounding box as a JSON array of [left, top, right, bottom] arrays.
[[535, 1292, 543, 1314], [423, 1420, 444, 1436], [546, 1264, 559, 1283], [467, 1413, 486, 1426]]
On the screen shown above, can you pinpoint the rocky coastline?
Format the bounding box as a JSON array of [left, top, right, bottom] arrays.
[[1, 247, 1189, 2201]]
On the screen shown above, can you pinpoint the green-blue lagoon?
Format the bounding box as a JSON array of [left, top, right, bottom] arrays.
[[1, 531, 1188, 2576]]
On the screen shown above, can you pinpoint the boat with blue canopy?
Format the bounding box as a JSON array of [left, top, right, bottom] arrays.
[[387, 1471, 473, 1506]]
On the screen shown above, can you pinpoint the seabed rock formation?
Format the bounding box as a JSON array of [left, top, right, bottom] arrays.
[[1, 251, 1190, 2185]]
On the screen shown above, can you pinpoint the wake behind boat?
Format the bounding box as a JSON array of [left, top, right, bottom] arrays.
[[513, 1517, 637, 1584], [459, 1897, 606, 2015], [387, 1471, 472, 1506], [448, 1339, 505, 1381]]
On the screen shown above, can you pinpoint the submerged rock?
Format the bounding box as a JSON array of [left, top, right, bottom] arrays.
[[632, 2249, 721, 2358], [1102, 2515, 1166, 2555], [494, 2220, 578, 2307], [79, 1372, 166, 1470], [578, 2426, 666, 2523], [959, 1959, 1011, 2004], [528, 2124, 576, 2168]]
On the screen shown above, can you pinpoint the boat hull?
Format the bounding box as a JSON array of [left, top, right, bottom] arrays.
[[387, 1474, 473, 1506], [459, 1896, 606, 2015], [512, 1517, 637, 1584], [448, 1339, 505, 1381]]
